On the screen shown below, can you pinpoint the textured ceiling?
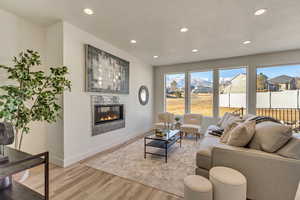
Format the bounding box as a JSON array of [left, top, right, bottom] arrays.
[[1, 0, 300, 66]]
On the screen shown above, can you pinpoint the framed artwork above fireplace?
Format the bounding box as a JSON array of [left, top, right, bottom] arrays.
[[85, 44, 130, 94]]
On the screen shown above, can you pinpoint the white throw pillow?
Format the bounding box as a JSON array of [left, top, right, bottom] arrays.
[[227, 120, 256, 147], [249, 121, 292, 153]]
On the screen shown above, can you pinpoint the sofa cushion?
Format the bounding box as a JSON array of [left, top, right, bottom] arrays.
[[227, 120, 256, 147], [249, 121, 292, 152], [217, 112, 229, 127], [277, 134, 300, 160], [196, 134, 235, 170]]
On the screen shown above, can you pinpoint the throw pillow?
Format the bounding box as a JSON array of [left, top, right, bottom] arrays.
[[220, 121, 239, 143], [220, 113, 242, 129], [277, 134, 300, 160], [217, 112, 229, 127], [248, 121, 292, 152], [227, 120, 256, 147]]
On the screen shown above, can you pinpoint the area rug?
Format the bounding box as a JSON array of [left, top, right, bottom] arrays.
[[86, 137, 203, 197]]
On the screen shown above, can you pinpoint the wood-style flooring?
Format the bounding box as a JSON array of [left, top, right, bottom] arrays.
[[22, 162, 182, 200]]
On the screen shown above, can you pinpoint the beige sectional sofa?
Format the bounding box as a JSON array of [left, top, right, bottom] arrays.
[[196, 125, 300, 200]]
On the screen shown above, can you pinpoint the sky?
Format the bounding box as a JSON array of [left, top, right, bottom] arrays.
[[257, 65, 300, 79], [166, 65, 300, 84]]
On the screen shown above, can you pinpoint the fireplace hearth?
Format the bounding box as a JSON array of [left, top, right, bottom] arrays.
[[94, 104, 124, 125]]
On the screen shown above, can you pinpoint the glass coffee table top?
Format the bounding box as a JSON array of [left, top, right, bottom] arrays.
[[145, 129, 180, 141]]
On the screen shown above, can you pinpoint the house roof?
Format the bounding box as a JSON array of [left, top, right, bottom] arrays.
[[268, 75, 294, 84]]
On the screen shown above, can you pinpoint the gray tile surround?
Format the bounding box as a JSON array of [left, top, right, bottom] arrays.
[[91, 95, 125, 136]]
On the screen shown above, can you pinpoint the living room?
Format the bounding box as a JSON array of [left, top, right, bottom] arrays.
[[0, 1, 300, 200]]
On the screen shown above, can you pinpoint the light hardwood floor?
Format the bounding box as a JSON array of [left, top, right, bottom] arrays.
[[22, 161, 182, 200]]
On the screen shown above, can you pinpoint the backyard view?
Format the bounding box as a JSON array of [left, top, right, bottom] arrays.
[[165, 65, 300, 129]]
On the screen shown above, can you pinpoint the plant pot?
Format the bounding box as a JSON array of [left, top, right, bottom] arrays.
[[0, 175, 12, 190]]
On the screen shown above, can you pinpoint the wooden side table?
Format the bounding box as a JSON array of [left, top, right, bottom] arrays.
[[0, 147, 49, 200]]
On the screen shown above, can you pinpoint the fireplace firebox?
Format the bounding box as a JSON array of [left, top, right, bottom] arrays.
[[94, 104, 124, 125]]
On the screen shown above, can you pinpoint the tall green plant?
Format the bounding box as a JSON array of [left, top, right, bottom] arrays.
[[0, 50, 71, 149]]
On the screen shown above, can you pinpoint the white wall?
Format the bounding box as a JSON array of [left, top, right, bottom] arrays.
[[0, 9, 47, 154], [154, 50, 300, 129], [62, 22, 153, 166], [45, 22, 65, 166]]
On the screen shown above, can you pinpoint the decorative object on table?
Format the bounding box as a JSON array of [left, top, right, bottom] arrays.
[[209, 167, 247, 200], [0, 122, 14, 163], [154, 112, 174, 130], [155, 129, 166, 137], [0, 50, 71, 150], [184, 175, 213, 200], [0, 122, 15, 190], [174, 116, 181, 129], [181, 114, 203, 141], [138, 85, 149, 105], [85, 44, 129, 94]]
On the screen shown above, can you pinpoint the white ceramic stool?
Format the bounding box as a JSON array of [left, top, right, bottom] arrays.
[[184, 175, 213, 200], [209, 167, 247, 200]]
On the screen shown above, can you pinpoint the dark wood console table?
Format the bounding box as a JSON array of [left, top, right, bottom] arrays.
[[0, 147, 49, 200]]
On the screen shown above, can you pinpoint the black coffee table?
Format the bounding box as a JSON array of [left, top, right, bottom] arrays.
[[144, 129, 182, 163]]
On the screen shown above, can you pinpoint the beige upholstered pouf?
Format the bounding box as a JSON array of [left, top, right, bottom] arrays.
[[184, 175, 213, 200], [209, 167, 247, 200]]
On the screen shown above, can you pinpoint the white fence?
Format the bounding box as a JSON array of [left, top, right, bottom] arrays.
[[219, 90, 300, 108]]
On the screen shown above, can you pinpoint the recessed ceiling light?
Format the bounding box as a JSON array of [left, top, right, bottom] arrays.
[[180, 27, 189, 33], [254, 9, 267, 16], [243, 40, 251, 45], [192, 49, 198, 53], [130, 40, 137, 44], [83, 8, 94, 15], [153, 55, 159, 59]]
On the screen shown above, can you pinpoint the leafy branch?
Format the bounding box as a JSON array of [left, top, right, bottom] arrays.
[[0, 50, 71, 149]]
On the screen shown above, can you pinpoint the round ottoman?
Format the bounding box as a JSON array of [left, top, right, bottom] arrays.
[[209, 167, 247, 200], [184, 175, 213, 200]]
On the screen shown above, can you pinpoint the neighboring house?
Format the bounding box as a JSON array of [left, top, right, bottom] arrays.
[[222, 73, 247, 93], [268, 75, 298, 91], [257, 73, 268, 91]]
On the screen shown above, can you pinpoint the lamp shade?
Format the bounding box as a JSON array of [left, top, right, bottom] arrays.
[[0, 122, 14, 145]]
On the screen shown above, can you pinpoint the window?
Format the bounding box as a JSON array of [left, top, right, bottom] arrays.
[[165, 73, 185, 115], [219, 68, 247, 116], [256, 65, 300, 126], [190, 71, 213, 116]]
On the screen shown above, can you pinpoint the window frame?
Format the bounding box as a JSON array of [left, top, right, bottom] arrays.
[[163, 66, 249, 118]]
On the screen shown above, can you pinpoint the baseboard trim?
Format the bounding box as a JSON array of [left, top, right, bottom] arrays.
[[62, 130, 151, 167]]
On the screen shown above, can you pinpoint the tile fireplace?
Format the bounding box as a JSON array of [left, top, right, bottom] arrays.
[[91, 95, 125, 136]]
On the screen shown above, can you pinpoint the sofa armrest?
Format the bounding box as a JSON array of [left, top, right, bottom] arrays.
[[212, 147, 300, 200]]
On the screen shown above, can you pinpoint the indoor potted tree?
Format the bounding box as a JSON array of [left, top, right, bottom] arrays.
[[0, 49, 71, 151]]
